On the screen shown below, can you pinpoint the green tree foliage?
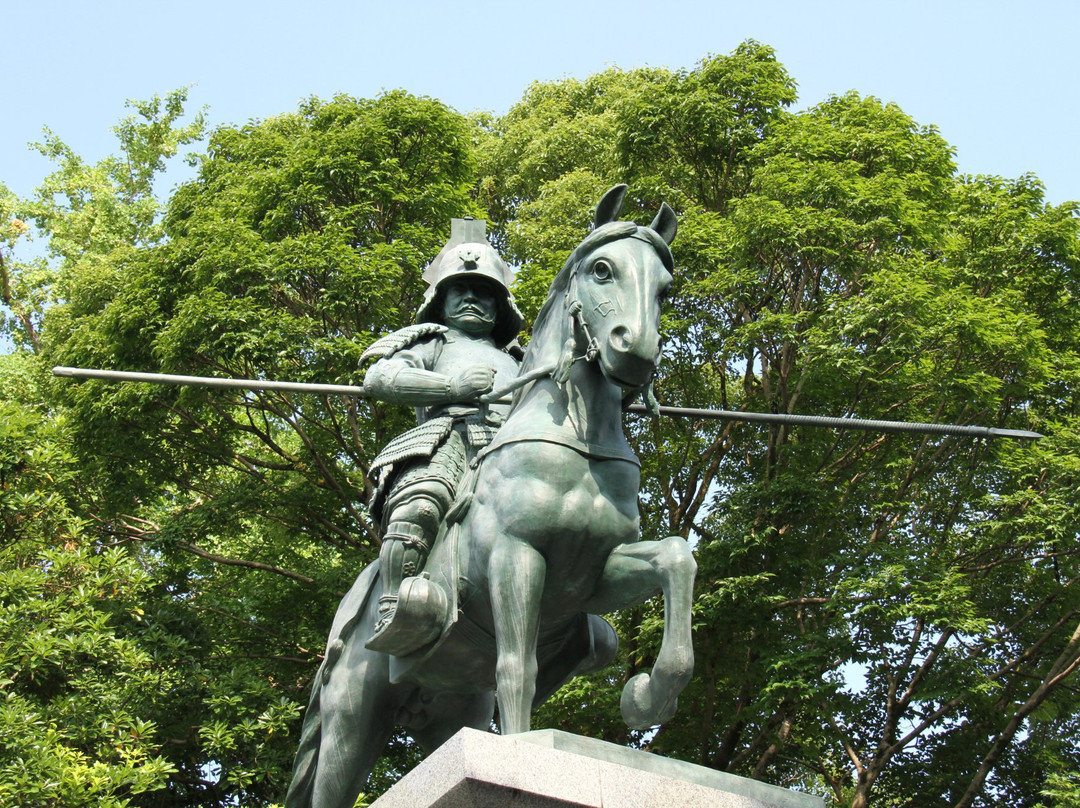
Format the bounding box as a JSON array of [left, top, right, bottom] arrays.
[[3, 42, 1079, 807], [1, 184, 36, 349], [0, 354, 177, 806], [1, 90, 205, 353], [47, 91, 477, 540]]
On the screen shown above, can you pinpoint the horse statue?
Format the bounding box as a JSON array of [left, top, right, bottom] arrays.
[[284, 185, 696, 808]]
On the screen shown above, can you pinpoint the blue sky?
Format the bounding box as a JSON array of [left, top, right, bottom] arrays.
[[3, 0, 1077, 205]]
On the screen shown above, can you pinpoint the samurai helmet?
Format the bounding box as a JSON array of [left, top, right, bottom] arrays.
[[416, 217, 524, 348]]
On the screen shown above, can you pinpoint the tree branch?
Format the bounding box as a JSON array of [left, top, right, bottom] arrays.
[[175, 540, 317, 586]]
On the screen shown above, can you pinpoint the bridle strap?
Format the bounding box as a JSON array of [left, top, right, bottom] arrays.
[[564, 268, 600, 364]]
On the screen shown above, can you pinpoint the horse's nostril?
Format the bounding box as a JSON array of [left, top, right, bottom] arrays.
[[609, 326, 634, 353]]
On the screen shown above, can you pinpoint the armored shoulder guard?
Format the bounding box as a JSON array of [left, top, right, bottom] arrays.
[[360, 324, 448, 364]]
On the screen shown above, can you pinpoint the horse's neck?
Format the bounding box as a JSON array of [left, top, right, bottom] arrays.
[[493, 359, 636, 462], [542, 360, 625, 442]]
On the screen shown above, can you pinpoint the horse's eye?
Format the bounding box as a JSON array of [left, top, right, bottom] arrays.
[[592, 259, 612, 281]]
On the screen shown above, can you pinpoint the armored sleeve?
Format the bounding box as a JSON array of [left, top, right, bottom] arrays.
[[364, 340, 456, 406]]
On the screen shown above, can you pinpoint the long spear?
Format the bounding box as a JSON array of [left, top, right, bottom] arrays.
[[52, 366, 1043, 441]]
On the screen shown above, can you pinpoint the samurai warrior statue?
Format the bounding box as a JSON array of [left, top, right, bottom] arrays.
[[361, 218, 524, 655]]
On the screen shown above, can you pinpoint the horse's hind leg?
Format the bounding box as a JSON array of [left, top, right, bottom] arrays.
[[309, 642, 399, 808], [584, 536, 696, 729], [533, 614, 619, 708], [287, 577, 403, 808], [488, 539, 546, 734], [409, 690, 495, 753]]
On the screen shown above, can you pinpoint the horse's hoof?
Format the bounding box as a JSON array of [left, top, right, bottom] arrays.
[[620, 672, 677, 729]]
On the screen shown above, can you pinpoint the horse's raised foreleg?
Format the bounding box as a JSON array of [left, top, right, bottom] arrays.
[[488, 538, 547, 734], [584, 536, 696, 729]]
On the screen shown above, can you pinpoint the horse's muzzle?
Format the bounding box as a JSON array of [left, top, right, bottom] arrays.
[[602, 326, 660, 388]]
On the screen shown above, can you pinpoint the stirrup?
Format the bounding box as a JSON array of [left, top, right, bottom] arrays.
[[364, 576, 447, 656]]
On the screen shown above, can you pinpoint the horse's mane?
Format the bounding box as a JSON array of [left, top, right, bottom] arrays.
[[509, 221, 673, 414]]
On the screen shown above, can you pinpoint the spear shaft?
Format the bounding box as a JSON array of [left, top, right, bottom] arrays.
[[624, 404, 1042, 440], [52, 366, 1042, 440], [52, 366, 367, 397]]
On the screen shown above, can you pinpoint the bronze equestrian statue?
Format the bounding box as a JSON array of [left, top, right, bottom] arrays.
[[284, 185, 696, 808]]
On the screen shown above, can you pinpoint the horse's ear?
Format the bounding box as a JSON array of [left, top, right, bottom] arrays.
[[594, 184, 628, 228], [650, 202, 677, 245]]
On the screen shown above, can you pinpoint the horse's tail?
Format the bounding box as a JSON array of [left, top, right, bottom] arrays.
[[283, 565, 382, 808]]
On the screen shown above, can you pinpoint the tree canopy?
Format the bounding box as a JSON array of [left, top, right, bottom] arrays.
[[2, 42, 1079, 808]]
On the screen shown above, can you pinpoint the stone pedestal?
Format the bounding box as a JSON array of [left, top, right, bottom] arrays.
[[370, 728, 823, 808]]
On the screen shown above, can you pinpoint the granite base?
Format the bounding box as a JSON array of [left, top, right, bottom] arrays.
[[370, 727, 823, 808]]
